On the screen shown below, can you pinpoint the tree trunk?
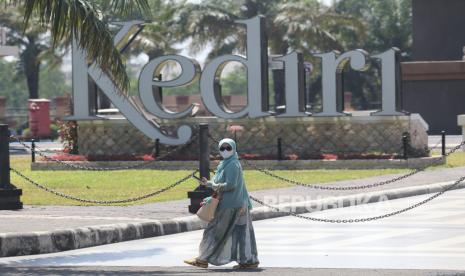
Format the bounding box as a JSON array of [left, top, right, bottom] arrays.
[[25, 61, 40, 99], [23, 36, 41, 99]]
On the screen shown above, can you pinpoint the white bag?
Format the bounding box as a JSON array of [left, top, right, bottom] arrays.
[[196, 197, 219, 222]]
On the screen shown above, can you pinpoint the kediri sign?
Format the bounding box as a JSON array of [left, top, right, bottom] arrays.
[[69, 16, 405, 145]]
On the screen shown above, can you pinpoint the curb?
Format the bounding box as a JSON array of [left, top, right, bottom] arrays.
[[1, 180, 464, 257]]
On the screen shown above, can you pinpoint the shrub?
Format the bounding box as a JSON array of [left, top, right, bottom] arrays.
[[57, 120, 78, 154], [49, 124, 60, 140], [22, 128, 31, 139]]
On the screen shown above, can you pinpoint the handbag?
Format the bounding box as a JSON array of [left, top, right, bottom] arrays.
[[196, 192, 220, 222]]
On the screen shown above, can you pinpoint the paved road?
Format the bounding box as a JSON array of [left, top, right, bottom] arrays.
[[9, 140, 62, 155], [2, 189, 465, 272], [0, 266, 463, 275], [429, 135, 463, 149], [3, 164, 465, 233]]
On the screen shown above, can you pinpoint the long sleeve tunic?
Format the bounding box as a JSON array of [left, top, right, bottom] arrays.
[[207, 159, 252, 211]]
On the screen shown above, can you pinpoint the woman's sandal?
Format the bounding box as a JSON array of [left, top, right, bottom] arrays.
[[184, 258, 208, 268], [233, 262, 260, 269]]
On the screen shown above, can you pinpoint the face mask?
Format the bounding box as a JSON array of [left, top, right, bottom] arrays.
[[220, 150, 234, 159]]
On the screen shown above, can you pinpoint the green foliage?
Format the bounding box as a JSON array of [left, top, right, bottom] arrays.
[[167, 0, 367, 111], [135, 65, 248, 97], [22, 128, 30, 138], [164, 0, 411, 111], [163, 82, 200, 96], [331, 0, 412, 110], [57, 120, 78, 154], [221, 66, 247, 95], [0, 6, 63, 100], [170, 0, 364, 57], [20, 0, 151, 93], [0, 60, 28, 107], [0, 60, 70, 107], [50, 123, 60, 140], [126, 0, 180, 59], [38, 64, 71, 99], [4, 0, 413, 111], [335, 0, 412, 55]]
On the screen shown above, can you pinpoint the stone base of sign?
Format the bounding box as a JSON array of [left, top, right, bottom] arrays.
[[459, 115, 465, 152], [31, 156, 444, 171], [75, 112, 429, 160]]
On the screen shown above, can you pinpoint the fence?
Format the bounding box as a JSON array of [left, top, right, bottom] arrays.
[[2, 123, 465, 224]]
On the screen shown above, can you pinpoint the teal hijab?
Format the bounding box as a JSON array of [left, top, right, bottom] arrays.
[[213, 138, 252, 209], [214, 138, 239, 182]]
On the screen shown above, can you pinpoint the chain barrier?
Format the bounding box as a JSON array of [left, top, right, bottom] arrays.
[[210, 132, 465, 222], [11, 133, 198, 171], [10, 167, 198, 204], [208, 133, 465, 191], [250, 174, 465, 223], [242, 141, 464, 190], [430, 138, 443, 152]]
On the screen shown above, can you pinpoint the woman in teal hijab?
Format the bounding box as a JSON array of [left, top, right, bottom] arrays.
[[184, 138, 259, 269]]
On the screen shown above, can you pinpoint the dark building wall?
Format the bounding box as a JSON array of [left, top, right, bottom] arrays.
[[412, 0, 465, 61], [403, 80, 465, 134], [404, 0, 465, 134]]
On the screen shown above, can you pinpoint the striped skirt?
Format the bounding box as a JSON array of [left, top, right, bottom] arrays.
[[197, 206, 259, 266]]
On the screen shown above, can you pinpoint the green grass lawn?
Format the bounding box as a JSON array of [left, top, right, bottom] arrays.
[[9, 152, 465, 206], [431, 151, 465, 168]]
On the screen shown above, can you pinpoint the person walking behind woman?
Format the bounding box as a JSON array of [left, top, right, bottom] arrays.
[[184, 138, 259, 269]]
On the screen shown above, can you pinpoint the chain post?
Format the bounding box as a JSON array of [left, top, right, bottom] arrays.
[[0, 125, 9, 189], [0, 124, 22, 209], [441, 130, 446, 156], [277, 137, 283, 160], [188, 124, 212, 214], [155, 138, 160, 158], [199, 124, 210, 179], [402, 135, 408, 160], [31, 139, 36, 163]]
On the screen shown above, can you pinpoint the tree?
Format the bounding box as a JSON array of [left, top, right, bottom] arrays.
[[0, 59, 70, 107], [170, 0, 364, 109], [334, 0, 411, 55], [128, 0, 179, 60], [333, 0, 412, 110], [0, 7, 63, 99], [0, 60, 28, 107], [18, 0, 151, 93], [172, 0, 362, 57]]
